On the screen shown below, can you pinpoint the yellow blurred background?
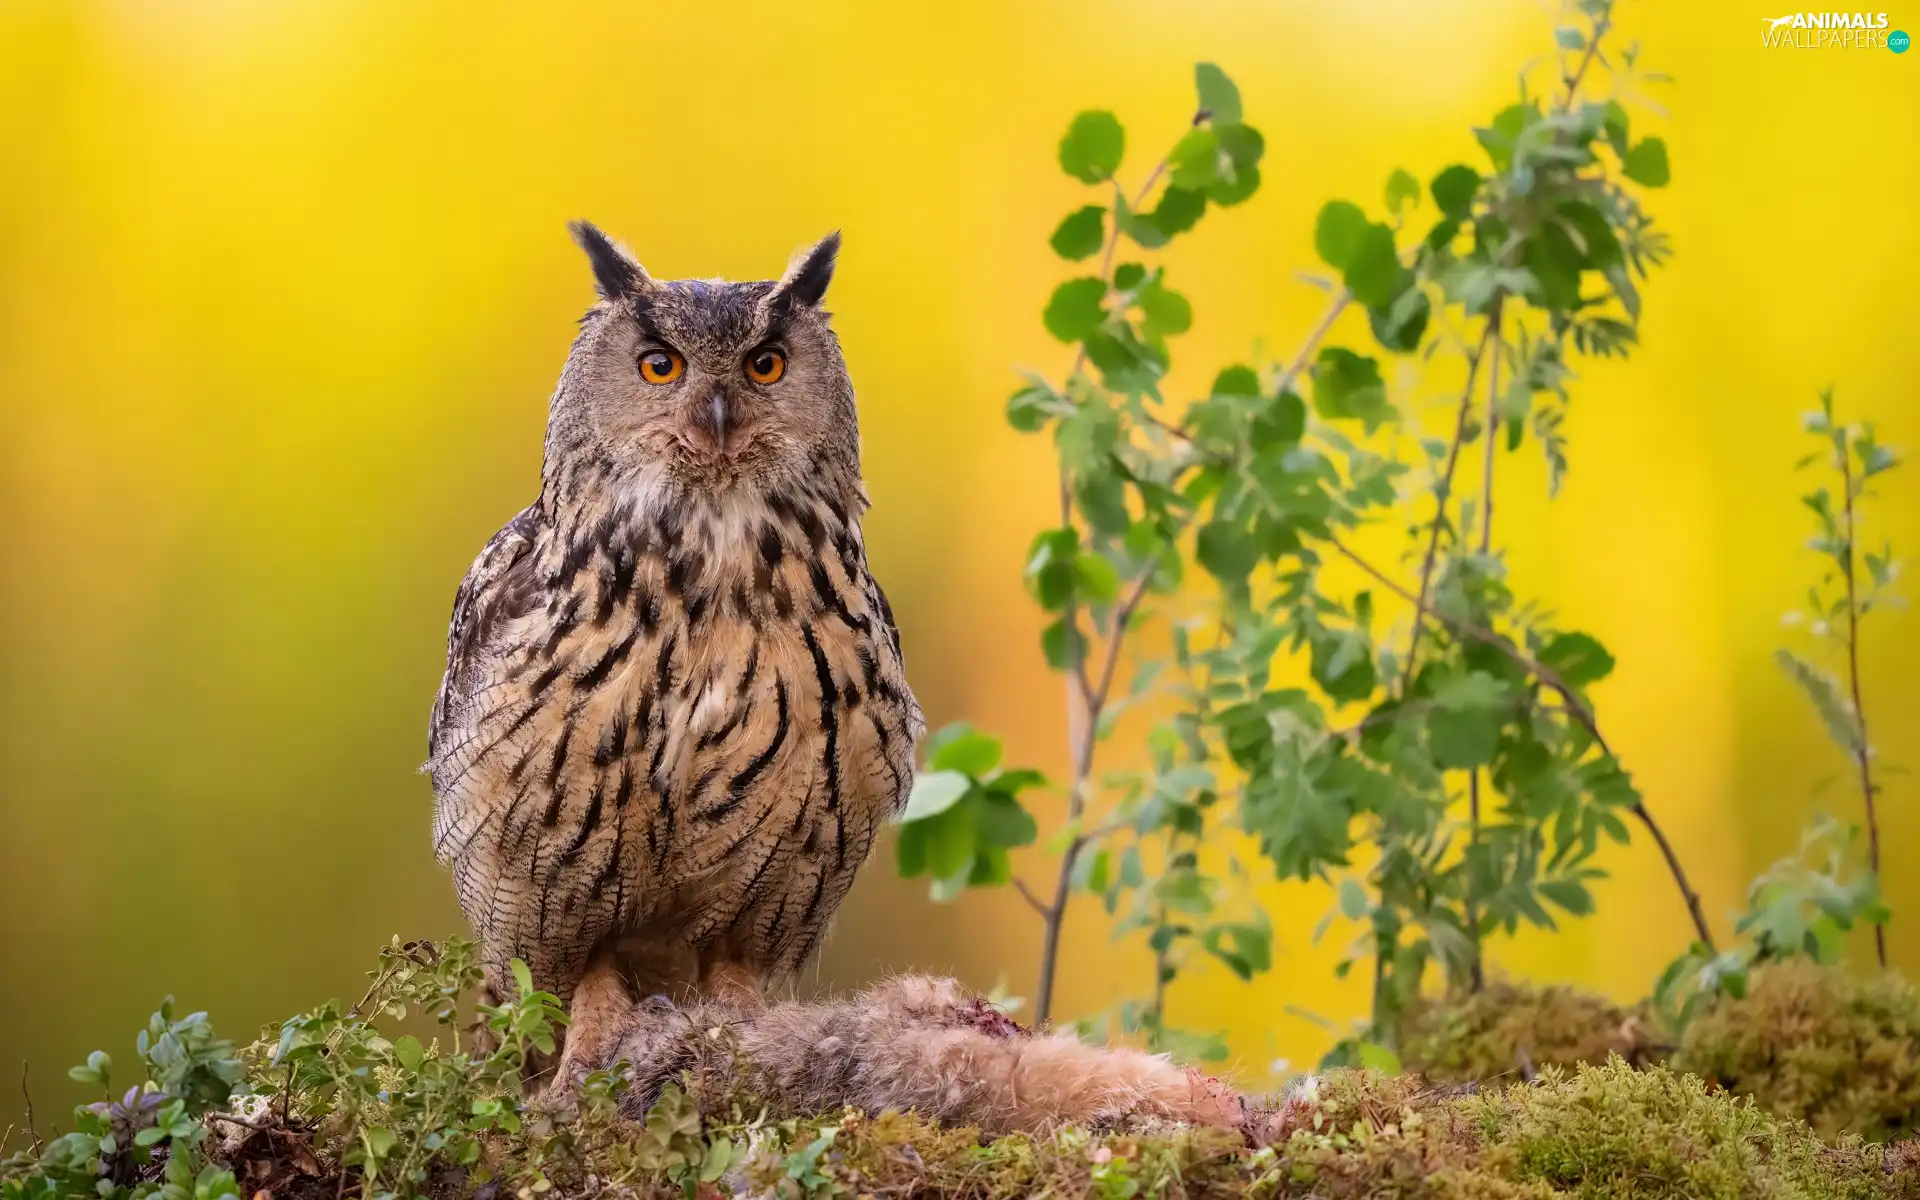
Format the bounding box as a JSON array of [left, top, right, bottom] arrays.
[[1, 0, 1915, 1106]]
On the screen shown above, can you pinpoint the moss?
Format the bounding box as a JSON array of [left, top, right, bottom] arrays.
[[1400, 979, 1655, 1084], [1247, 1061, 1916, 1200], [1400, 964, 1920, 1145], [1673, 960, 1920, 1143]]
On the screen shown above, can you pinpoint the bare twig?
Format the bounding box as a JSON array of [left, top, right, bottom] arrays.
[[1560, 6, 1613, 114], [1012, 877, 1049, 917], [1400, 323, 1499, 688], [207, 1111, 271, 1132], [1838, 441, 1887, 968], [1273, 290, 1354, 400], [1034, 561, 1162, 1026], [1330, 535, 1718, 951], [20, 1062, 39, 1153]]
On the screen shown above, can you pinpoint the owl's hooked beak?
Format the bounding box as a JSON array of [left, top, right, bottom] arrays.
[[699, 388, 733, 452]]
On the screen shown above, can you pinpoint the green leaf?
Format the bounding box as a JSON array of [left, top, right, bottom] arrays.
[[1557, 201, 1622, 268], [1076, 470, 1130, 537], [1043, 277, 1107, 343], [1147, 185, 1207, 236], [1073, 547, 1121, 603], [1314, 201, 1368, 270], [1356, 1041, 1402, 1073], [393, 1034, 425, 1071], [1024, 527, 1081, 609], [1048, 205, 1106, 261], [1343, 222, 1401, 308], [510, 959, 534, 1002], [1539, 878, 1594, 916], [1311, 347, 1393, 432], [1774, 649, 1862, 753], [899, 770, 973, 821], [1167, 127, 1220, 189], [1042, 616, 1085, 670], [1196, 520, 1258, 583], [1430, 164, 1481, 220], [1431, 669, 1511, 711], [1137, 281, 1193, 339], [1555, 25, 1585, 49], [1157, 869, 1213, 915], [1602, 101, 1630, 157], [1338, 878, 1369, 919], [1622, 137, 1670, 187], [1428, 707, 1500, 768], [1539, 632, 1616, 687], [1207, 162, 1261, 206], [1059, 111, 1125, 183], [974, 792, 1039, 848], [929, 728, 1003, 776], [1212, 364, 1261, 397], [1384, 168, 1420, 215], [1475, 103, 1539, 174], [1216, 123, 1264, 169], [1522, 223, 1584, 312], [1006, 383, 1059, 433], [923, 806, 977, 881], [1194, 62, 1242, 124], [1368, 284, 1429, 353]]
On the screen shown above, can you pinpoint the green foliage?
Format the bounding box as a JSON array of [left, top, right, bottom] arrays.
[[895, 0, 1691, 1057], [896, 725, 1045, 900], [1655, 817, 1891, 1035]]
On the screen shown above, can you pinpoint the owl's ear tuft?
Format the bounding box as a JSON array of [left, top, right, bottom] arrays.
[[569, 220, 649, 301], [769, 231, 840, 314]]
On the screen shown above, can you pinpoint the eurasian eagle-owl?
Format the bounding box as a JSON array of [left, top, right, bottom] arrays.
[[426, 223, 923, 1086]]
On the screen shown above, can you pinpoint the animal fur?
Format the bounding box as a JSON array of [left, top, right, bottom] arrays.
[[603, 975, 1250, 1136]]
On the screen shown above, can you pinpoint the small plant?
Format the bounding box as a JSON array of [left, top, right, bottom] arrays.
[[1778, 387, 1903, 967], [893, 0, 1711, 1063], [1653, 393, 1903, 1032], [2, 1002, 245, 1200]]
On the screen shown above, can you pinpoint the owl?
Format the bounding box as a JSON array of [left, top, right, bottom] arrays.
[[425, 222, 924, 1091]]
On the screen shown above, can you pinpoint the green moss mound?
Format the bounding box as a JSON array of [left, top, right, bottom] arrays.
[[1672, 959, 1920, 1143], [1400, 979, 1656, 1085], [1399, 962, 1920, 1145]]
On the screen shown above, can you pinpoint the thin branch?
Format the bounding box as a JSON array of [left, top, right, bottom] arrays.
[[1034, 560, 1162, 1026], [1465, 301, 1504, 993], [1400, 322, 1499, 688], [1838, 440, 1887, 968], [1560, 6, 1613, 114], [207, 1111, 271, 1132], [1329, 535, 1718, 952], [1273, 290, 1354, 401], [1012, 877, 1049, 917], [19, 1062, 38, 1153]]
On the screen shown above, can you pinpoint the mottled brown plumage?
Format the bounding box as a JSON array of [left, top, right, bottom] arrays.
[[426, 223, 922, 1087]]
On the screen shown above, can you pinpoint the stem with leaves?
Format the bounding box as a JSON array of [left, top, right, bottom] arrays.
[[1838, 438, 1887, 968]]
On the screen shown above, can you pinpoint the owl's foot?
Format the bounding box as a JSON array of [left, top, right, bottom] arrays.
[[541, 959, 635, 1105], [695, 960, 765, 1010]]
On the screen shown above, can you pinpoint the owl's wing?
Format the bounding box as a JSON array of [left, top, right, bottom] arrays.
[[428, 505, 543, 763]]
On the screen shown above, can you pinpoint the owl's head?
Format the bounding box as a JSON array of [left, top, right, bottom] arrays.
[[545, 221, 860, 501]]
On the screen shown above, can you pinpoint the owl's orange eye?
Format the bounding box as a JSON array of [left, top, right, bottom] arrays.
[[746, 348, 786, 385], [639, 349, 684, 385]]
